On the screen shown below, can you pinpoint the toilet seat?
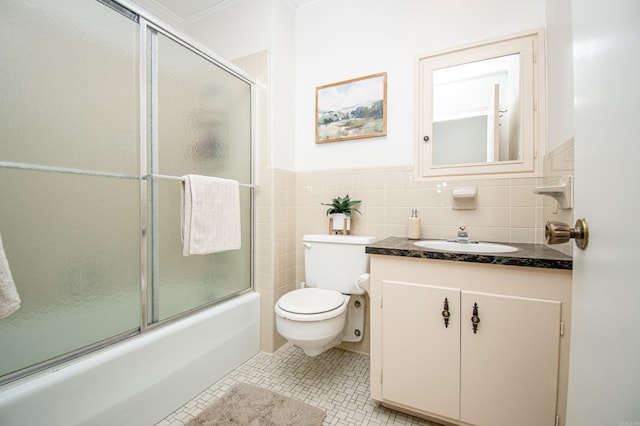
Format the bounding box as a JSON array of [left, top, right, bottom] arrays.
[[276, 288, 348, 322]]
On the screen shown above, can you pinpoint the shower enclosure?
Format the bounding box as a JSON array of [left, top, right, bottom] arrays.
[[0, 0, 253, 385]]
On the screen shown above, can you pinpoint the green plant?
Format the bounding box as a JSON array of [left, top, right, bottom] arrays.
[[321, 194, 362, 217]]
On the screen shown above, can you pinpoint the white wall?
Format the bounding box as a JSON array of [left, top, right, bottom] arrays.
[[294, 0, 546, 171], [544, 0, 574, 152], [269, 0, 296, 170], [185, 0, 273, 60]]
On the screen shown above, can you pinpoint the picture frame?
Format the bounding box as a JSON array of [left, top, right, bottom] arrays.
[[316, 72, 387, 144]]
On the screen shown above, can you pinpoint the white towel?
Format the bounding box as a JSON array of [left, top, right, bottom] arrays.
[[0, 233, 20, 319], [181, 174, 241, 256]]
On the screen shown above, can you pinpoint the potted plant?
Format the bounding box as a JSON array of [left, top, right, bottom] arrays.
[[321, 194, 362, 235]]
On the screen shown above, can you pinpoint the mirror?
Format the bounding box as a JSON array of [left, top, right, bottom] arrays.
[[416, 31, 544, 179], [432, 53, 520, 165]]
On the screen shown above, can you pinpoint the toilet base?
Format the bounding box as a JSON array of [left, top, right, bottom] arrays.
[[275, 303, 348, 357], [295, 334, 344, 357], [276, 294, 367, 357]]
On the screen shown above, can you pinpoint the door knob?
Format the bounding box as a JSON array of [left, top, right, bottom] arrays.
[[545, 218, 589, 250]]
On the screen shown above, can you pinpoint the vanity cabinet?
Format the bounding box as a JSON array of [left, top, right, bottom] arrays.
[[370, 255, 572, 426]]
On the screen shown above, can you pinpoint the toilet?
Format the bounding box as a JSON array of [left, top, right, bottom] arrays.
[[274, 234, 377, 356]]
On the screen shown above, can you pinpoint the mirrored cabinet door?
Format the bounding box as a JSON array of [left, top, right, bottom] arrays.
[[415, 30, 545, 179]]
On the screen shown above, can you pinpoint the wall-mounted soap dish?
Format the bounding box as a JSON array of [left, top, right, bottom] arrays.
[[452, 187, 477, 210], [533, 175, 573, 209]]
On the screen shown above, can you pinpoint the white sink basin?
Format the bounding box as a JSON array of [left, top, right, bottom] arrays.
[[414, 240, 518, 254]]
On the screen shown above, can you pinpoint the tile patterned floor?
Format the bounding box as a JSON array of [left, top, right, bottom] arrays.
[[157, 343, 439, 425]]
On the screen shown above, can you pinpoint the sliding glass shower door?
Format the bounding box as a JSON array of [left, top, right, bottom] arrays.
[[146, 30, 252, 323], [0, 0, 141, 380], [0, 0, 253, 384]]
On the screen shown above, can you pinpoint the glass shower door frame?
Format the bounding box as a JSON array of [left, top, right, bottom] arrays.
[[0, 1, 255, 385], [139, 18, 256, 332]]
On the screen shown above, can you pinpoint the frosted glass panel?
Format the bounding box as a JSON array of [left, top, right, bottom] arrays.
[[150, 32, 252, 321], [0, 0, 141, 380], [0, 0, 139, 175], [0, 169, 140, 377]]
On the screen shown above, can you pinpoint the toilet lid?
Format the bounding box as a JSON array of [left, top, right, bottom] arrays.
[[277, 288, 345, 314]]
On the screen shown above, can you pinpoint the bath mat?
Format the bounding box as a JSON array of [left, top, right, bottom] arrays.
[[185, 383, 326, 426]]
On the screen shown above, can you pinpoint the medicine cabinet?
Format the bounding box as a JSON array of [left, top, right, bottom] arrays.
[[415, 30, 545, 179]]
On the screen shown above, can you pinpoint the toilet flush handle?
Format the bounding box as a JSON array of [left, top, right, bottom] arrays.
[[303, 242, 312, 249], [355, 273, 371, 294]]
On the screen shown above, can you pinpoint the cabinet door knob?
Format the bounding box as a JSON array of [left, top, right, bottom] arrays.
[[471, 302, 480, 334], [442, 297, 450, 328]]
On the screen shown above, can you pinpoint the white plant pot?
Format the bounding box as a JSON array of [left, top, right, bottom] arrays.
[[330, 213, 351, 234]]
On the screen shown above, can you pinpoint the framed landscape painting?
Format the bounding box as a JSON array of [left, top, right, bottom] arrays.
[[316, 72, 387, 144]]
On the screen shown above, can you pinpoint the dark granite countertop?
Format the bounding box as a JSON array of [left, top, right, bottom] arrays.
[[366, 236, 572, 270]]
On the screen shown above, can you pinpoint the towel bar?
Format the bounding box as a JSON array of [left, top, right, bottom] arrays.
[[0, 162, 257, 189], [147, 174, 257, 189]]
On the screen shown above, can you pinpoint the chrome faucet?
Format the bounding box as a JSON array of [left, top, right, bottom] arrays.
[[455, 225, 471, 243], [447, 225, 478, 243]]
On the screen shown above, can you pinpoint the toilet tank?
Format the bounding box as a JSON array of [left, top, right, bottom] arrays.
[[303, 234, 377, 294]]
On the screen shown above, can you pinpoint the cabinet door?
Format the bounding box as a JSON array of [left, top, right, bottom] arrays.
[[460, 291, 561, 426], [381, 280, 460, 419]]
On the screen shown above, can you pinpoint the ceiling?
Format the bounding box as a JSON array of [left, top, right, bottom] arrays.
[[151, 0, 319, 21]]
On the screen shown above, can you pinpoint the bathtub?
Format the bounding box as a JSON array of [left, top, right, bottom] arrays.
[[0, 291, 260, 425]]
